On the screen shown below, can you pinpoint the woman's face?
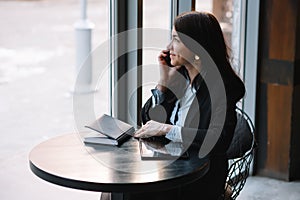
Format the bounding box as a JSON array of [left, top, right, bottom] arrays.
[[167, 27, 194, 66]]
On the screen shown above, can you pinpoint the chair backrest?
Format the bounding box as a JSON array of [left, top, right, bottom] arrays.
[[223, 107, 257, 200]]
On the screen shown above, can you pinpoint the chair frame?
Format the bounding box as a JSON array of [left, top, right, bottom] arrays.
[[223, 107, 257, 200]]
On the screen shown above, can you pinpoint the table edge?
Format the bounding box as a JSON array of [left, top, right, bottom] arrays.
[[29, 159, 210, 193]]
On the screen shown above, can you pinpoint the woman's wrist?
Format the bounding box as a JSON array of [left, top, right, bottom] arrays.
[[159, 124, 173, 135]]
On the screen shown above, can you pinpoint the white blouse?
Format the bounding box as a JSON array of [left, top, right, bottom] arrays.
[[165, 82, 196, 142]]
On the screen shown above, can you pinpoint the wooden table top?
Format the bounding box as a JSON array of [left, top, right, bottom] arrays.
[[29, 133, 209, 193]]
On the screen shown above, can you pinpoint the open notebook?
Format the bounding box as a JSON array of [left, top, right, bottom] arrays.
[[84, 114, 135, 146]]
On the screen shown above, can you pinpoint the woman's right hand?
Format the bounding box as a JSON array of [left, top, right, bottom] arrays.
[[157, 50, 182, 92]]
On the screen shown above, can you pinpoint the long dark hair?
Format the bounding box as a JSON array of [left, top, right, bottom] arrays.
[[174, 11, 245, 102]]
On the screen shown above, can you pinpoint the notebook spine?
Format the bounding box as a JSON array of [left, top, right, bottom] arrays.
[[116, 127, 135, 146]]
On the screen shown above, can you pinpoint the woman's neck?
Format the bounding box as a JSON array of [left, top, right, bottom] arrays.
[[185, 63, 201, 84]]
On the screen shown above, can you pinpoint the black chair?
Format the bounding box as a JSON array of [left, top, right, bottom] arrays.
[[222, 107, 257, 200]]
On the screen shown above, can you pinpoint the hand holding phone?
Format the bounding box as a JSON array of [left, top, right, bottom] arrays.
[[163, 51, 174, 67]]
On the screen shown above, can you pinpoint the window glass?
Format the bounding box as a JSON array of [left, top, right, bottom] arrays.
[[93, 1, 110, 116], [142, 0, 171, 104], [195, 0, 245, 77], [72, 0, 110, 132], [196, 0, 233, 49]]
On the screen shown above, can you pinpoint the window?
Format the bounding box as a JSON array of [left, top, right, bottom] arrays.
[[142, 0, 171, 104], [195, 0, 246, 77], [73, 0, 110, 132], [108, 0, 259, 126]]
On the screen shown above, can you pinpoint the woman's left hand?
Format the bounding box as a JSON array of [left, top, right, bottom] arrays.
[[134, 120, 172, 138]]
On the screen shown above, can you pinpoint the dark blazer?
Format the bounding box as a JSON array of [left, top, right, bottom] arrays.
[[141, 73, 238, 158], [139, 70, 244, 199]]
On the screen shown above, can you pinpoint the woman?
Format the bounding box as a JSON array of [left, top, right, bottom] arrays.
[[134, 11, 245, 200]]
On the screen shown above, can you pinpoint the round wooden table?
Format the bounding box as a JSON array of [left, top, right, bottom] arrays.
[[29, 133, 209, 200]]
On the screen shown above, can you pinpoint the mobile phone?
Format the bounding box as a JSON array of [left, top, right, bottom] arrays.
[[163, 51, 174, 67]]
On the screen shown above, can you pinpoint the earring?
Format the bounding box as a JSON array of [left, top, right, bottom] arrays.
[[193, 55, 201, 67]]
